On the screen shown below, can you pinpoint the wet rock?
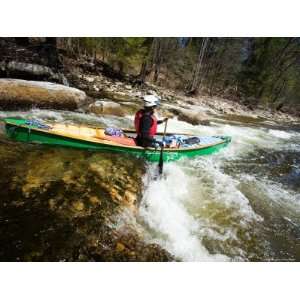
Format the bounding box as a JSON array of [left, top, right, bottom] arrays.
[[88, 156, 143, 209], [116, 242, 126, 252], [48, 199, 56, 210], [120, 101, 140, 114], [0, 79, 86, 110], [170, 107, 210, 125], [124, 191, 136, 207], [14, 149, 144, 215], [0, 146, 173, 262], [132, 91, 142, 98], [72, 201, 85, 211], [89, 196, 101, 205], [84, 76, 95, 83], [88, 100, 125, 116], [148, 89, 158, 96], [93, 84, 99, 92], [100, 90, 134, 102]]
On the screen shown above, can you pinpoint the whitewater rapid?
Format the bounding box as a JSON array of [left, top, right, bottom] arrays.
[[1, 109, 299, 261], [138, 117, 300, 261]]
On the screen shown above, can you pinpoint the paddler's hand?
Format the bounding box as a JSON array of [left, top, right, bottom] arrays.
[[157, 118, 169, 125], [154, 141, 166, 149]]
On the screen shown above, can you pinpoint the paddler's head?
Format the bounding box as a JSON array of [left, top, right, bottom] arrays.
[[143, 95, 160, 113]]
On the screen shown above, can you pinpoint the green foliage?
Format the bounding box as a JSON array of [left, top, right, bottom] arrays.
[[80, 37, 150, 73], [238, 38, 300, 105], [109, 37, 149, 71]]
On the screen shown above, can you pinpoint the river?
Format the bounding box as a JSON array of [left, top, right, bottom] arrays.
[[0, 108, 299, 261]]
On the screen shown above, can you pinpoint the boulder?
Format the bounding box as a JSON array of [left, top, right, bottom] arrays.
[[0, 79, 86, 110], [89, 100, 125, 116], [170, 107, 210, 125], [100, 90, 134, 102]]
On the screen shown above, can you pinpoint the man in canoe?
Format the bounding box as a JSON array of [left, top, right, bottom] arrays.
[[134, 95, 168, 147]]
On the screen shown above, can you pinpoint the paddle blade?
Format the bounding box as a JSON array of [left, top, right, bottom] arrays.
[[158, 146, 164, 175], [158, 119, 168, 175]]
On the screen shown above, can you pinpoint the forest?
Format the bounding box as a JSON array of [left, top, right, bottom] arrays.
[[55, 37, 300, 111]]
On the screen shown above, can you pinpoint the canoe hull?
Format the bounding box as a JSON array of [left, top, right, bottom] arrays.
[[4, 118, 231, 162]]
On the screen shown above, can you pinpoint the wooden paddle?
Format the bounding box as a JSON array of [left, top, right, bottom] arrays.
[[158, 118, 168, 175]]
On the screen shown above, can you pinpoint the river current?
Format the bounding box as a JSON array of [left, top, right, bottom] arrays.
[[0, 109, 299, 261]]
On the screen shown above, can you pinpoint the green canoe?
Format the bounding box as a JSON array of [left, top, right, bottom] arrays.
[[4, 117, 231, 162]]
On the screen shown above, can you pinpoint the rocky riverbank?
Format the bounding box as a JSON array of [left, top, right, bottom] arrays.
[[60, 53, 300, 124], [66, 68, 299, 125], [1, 72, 298, 125]]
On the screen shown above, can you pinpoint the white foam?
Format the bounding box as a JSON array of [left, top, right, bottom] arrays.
[[268, 129, 292, 139], [139, 163, 229, 261], [156, 118, 298, 160], [137, 117, 282, 261], [190, 157, 262, 223], [241, 175, 300, 215], [0, 108, 134, 129]]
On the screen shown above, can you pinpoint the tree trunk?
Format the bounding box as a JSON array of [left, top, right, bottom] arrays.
[[187, 38, 209, 94], [153, 38, 163, 82]]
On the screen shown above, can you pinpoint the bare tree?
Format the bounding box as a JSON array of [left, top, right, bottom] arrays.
[[186, 37, 209, 94], [139, 38, 171, 83]]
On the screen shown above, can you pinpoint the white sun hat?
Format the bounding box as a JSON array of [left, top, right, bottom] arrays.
[[143, 95, 160, 107]]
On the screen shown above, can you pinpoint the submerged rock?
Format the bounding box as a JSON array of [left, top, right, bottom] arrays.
[[116, 242, 126, 252], [72, 201, 85, 211], [0, 144, 172, 261], [0, 79, 86, 110]]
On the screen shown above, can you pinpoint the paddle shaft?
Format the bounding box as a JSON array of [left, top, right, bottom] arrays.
[[158, 119, 168, 175]]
